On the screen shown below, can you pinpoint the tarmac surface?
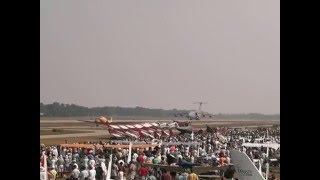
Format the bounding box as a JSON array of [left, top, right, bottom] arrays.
[[40, 118, 279, 139]]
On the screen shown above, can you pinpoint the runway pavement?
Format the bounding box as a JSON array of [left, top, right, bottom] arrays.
[[40, 118, 279, 139], [40, 119, 279, 124], [40, 129, 107, 139]]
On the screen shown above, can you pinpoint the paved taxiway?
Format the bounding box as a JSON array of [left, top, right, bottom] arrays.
[[40, 119, 279, 139]]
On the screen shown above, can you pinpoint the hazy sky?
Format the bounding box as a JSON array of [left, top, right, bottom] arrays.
[[40, 0, 280, 114]]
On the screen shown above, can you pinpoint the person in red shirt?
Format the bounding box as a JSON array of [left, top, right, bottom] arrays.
[[139, 165, 148, 180], [161, 169, 171, 180], [137, 154, 144, 163]]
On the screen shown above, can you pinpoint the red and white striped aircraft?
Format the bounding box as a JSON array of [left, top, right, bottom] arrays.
[[107, 122, 174, 139]]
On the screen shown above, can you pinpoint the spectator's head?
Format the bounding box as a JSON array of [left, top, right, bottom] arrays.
[[80, 166, 86, 171]]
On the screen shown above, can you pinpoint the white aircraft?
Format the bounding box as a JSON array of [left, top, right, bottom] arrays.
[[230, 150, 267, 180], [175, 102, 214, 120]]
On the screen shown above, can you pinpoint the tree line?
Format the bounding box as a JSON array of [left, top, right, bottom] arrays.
[[40, 102, 188, 118], [40, 102, 280, 120]]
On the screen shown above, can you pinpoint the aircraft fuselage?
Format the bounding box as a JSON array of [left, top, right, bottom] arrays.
[[187, 111, 202, 120]]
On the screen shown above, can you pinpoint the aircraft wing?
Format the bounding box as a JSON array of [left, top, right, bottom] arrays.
[[176, 127, 193, 134], [77, 119, 97, 124], [173, 112, 189, 117], [144, 164, 185, 172], [201, 112, 215, 118]]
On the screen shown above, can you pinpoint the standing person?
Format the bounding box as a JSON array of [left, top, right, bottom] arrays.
[[70, 164, 80, 180], [181, 172, 188, 180], [118, 162, 126, 180], [95, 165, 103, 180], [152, 155, 158, 164], [57, 155, 65, 178], [88, 165, 96, 180], [111, 163, 119, 180], [129, 161, 137, 180], [147, 171, 157, 180], [48, 165, 58, 180], [82, 155, 89, 170], [79, 166, 89, 180], [65, 155, 71, 172], [51, 154, 58, 171], [139, 165, 148, 180], [100, 159, 107, 180], [187, 169, 198, 180], [40, 167, 46, 180], [161, 169, 171, 180], [137, 153, 144, 169], [53, 146, 59, 157], [175, 173, 183, 180], [88, 156, 96, 169], [223, 165, 235, 180], [132, 152, 138, 163]]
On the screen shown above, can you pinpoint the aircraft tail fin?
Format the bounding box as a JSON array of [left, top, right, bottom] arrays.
[[230, 150, 265, 180]]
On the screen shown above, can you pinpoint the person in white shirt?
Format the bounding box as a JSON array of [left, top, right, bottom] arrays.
[[165, 147, 170, 154], [51, 154, 58, 171], [143, 154, 147, 162], [122, 148, 127, 157], [61, 147, 67, 158], [215, 141, 220, 149], [88, 165, 96, 180], [208, 144, 212, 152], [132, 152, 138, 162], [57, 155, 64, 177], [118, 150, 123, 158], [190, 156, 194, 163], [65, 155, 71, 172], [226, 156, 231, 165], [82, 155, 89, 170], [88, 157, 96, 169], [111, 163, 119, 179], [100, 159, 107, 180], [70, 164, 80, 179], [79, 166, 89, 180], [40, 166, 46, 180], [71, 159, 78, 170], [185, 146, 189, 156], [52, 147, 59, 157]]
